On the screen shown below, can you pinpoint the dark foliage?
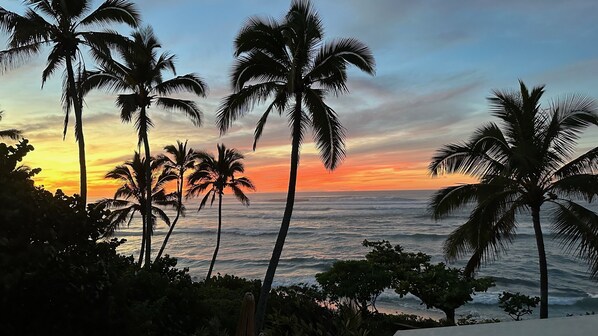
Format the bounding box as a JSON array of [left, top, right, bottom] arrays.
[[316, 260, 392, 313], [0, 139, 252, 336], [498, 291, 540, 321], [316, 240, 493, 326]]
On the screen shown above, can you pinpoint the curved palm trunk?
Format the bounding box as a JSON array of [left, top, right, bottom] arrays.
[[531, 206, 549, 318], [255, 96, 302, 333], [141, 107, 153, 268], [155, 178, 183, 262], [138, 213, 147, 267], [206, 192, 223, 282], [65, 57, 87, 205]]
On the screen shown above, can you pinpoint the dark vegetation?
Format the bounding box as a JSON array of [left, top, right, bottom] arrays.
[[0, 139, 478, 336], [499, 292, 541, 321]]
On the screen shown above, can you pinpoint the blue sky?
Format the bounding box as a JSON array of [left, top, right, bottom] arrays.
[[1, 0, 598, 193]]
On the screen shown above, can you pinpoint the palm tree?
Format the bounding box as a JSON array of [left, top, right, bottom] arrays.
[[0, 110, 22, 140], [429, 81, 598, 319], [0, 0, 140, 205], [97, 152, 177, 265], [187, 144, 255, 281], [154, 140, 199, 262], [85, 26, 208, 266], [217, 0, 375, 328]]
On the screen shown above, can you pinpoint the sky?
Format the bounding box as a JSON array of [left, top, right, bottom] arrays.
[[1, 0, 598, 196]]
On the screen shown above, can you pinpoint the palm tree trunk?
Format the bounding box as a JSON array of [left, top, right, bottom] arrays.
[[206, 191, 223, 282], [155, 178, 183, 262], [64, 57, 87, 205], [141, 107, 152, 268], [255, 95, 302, 333], [138, 213, 147, 267], [532, 206, 549, 318]]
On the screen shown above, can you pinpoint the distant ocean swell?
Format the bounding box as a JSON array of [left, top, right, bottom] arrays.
[[119, 228, 567, 241]]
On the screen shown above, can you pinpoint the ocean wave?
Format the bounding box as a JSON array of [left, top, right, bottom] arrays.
[[377, 289, 597, 307], [265, 198, 311, 203], [389, 233, 448, 240], [470, 291, 597, 306], [491, 276, 538, 287], [166, 228, 279, 237]]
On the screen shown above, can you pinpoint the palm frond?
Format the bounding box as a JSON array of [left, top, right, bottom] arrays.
[[41, 44, 65, 85], [555, 147, 598, 178], [79, 0, 139, 27], [196, 189, 215, 211], [304, 88, 346, 170], [81, 70, 128, 94], [0, 129, 22, 140], [253, 86, 289, 150], [429, 184, 482, 220], [230, 184, 250, 206], [231, 50, 288, 90], [0, 111, 23, 139], [151, 206, 172, 227], [81, 30, 131, 57], [234, 16, 286, 60], [1, 7, 53, 46], [0, 43, 42, 72], [307, 37, 375, 90], [154, 74, 208, 97], [233, 176, 256, 191], [217, 82, 282, 134], [444, 190, 522, 274], [552, 200, 598, 277], [551, 174, 598, 203], [542, 95, 598, 165], [154, 97, 202, 127], [116, 94, 140, 123]]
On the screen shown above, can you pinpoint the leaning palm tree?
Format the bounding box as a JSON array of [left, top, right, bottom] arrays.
[[187, 144, 255, 282], [0, 0, 140, 205], [97, 152, 177, 266], [0, 110, 22, 140], [429, 81, 598, 319], [85, 26, 207, 266], [154, 140, 199, 262], [217, 0, 375, 328]]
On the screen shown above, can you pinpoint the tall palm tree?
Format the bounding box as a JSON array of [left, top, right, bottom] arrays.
[[217, 0, 375, 329], [154, 140, 199, 262], [0, 0, 140, 205], [429, 81, 598, 319], [85, 26, 207, 266], [0, 110, 22, 140], [187, 144, 255, 282], [97, 152, 177, 265]]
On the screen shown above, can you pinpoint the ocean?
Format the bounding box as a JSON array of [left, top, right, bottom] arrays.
[[114, 190, 598, 321]]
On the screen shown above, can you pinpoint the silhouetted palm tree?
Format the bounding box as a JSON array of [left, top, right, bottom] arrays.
[[85, 26, 207, 266], [187, 144, 255, 281], [0, 110, 21, 140], [429, 81, 598, 318], [0, 0, 139, 205], [97, 152, 177, 265], [217, 0, 375, 328], [154, 140, 199, 262]]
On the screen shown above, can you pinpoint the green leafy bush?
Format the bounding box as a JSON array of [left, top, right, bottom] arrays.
[[316, 260, 392, 313], [498, 291, 540, 320]]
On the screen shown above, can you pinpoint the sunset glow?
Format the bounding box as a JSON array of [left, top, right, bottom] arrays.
[[2, 0, 598, 197]]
